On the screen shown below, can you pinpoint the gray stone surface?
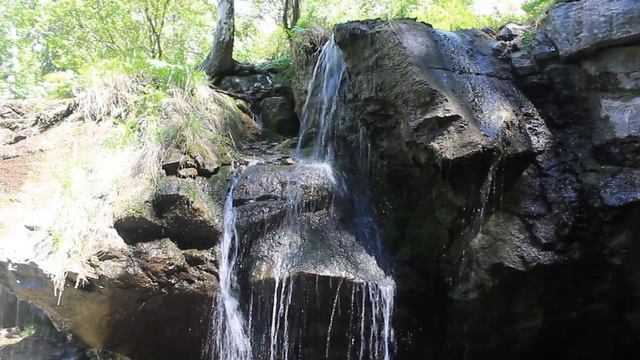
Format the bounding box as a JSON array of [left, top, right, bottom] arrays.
[[545, 0, 640, 58]]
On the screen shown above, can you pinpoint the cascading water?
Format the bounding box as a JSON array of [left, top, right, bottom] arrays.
[[296, 36, 347, 162], [293, 36, 396, 360], [207, 174, 253, 360], [209, 36, 395, 360]]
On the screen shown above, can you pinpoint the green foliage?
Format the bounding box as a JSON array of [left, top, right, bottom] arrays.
[[0, 0, 557, 99], [522, 0, 559, 19], [18, 324, 38, 337], [520, 29, 537, 52], [0, 0, 214, 99], [259, 55, 294, 86]]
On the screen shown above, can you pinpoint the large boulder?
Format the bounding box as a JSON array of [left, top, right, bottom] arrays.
[[259, 96, 299, 137], [0, 239, 217, 360], [545, 0, 640, 58], [333, 20, 550, 169], [232, 162, 387, 283], [114, 177, 224, 250]]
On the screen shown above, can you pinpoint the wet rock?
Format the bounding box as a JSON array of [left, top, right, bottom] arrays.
[[545, 0, 640, 58], [259, 96, 299, 137], [334, 20, 549, 168], [585, 168, 640, 208], [247, 209, 388, 284], [453, 213, 564, 299], [531, 44, 558, 63], [233, 163, 337, 207]]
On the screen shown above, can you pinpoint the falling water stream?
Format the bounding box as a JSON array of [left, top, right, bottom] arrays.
[[209, 175, 253, 360], [210, 36, 395, 360]]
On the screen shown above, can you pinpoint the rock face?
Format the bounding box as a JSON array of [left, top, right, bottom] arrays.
[[233, 162, 388, 285], [334, 20, 549, 168], [545, 0, 640, 58], [0, 243, 217, 359], [317, 3, 640, 357], [2, 0, 640, 359], [219, 71, 300, 138], [0, 88, 257, 359]]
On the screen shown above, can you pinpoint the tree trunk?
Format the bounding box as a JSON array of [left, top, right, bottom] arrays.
[[282, 0, 300, 30], [291, 0, 300, 28], [201, 0, 235, 79]]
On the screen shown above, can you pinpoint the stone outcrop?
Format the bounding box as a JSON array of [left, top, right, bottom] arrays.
[[316, 2, 640, 357], [545, 0, 640, 58], [334, 20, 549, 168], [232, 162, 388, 284], [0, 88, 256, 359], [2, 0, 640, 359]]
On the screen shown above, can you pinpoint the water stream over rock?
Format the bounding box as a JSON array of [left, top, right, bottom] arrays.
[[209, 36, 395, 360]]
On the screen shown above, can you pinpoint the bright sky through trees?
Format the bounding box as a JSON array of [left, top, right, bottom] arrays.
[[0, 0, 550, 99]]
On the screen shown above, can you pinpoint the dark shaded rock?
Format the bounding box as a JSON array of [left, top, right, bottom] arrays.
[[453, 213, 564, 299], [245, 275, 391, 360], [219, 74, 272, 95], [152, 177, 222, 249], [511, 51, 539, 76], [585, 168, 640, 208], [531, 44, 558, 62], [545, 0, 640, 58], [0, 250, 217, 360], [259, 96, 299, 137]]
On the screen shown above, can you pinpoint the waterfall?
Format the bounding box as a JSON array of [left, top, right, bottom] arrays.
[[295, 36, 396, 360], [208, 174, 253, 360], [209, 36, 395, 360], [296, 35, 347, 162]]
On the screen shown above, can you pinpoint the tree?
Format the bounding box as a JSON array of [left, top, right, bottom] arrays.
[[282, 0, 301, 30], [141, 0, 171, 59], [201, 0, 236, 79]]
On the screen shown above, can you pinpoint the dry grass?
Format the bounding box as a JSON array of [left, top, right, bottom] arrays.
[[134, 83, 254, 181], [0, 120, 134, 302], [0, 66, 257, 301], [76, 73, 140, 122]]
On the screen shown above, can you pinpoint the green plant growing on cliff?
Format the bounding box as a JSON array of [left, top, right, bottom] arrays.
[[520, 29, 537, 52], [17, 324, 38, 337], [260, 55, 295, 86]]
